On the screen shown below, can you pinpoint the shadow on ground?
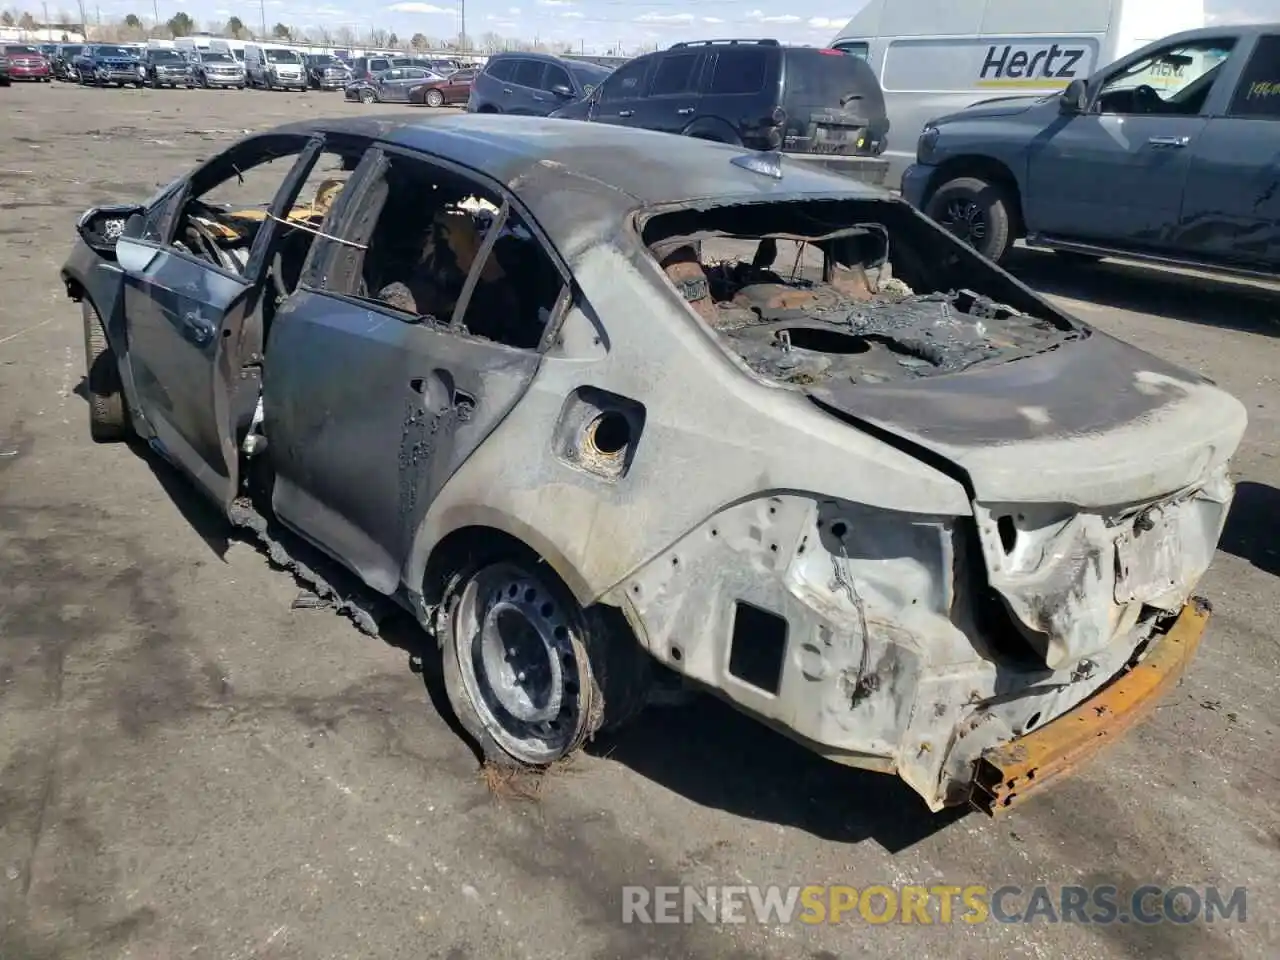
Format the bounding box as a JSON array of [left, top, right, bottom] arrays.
[[1005, 248, 1280, 337], [1219, 480, 1280, 576], [591, 694, 965, 852], [107, 431, 961, 853]]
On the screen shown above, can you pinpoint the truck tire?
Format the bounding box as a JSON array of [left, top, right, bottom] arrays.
[[81, 301, 129, 443], [926, 175, 1014, 263]]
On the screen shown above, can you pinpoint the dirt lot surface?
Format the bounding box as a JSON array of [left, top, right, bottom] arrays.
[[1, 83, 1278, 960]]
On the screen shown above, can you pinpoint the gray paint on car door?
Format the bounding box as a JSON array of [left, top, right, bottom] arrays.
[[264, 290, 541, 595], [1178, 33, 1280, 267]]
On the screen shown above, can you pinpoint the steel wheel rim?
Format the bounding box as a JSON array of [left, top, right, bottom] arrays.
[[454, 566, 583, 764], [940, 197, 987, 243]]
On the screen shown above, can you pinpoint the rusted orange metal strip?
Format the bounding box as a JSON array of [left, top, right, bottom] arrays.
[[971, 597, 1211, 815]]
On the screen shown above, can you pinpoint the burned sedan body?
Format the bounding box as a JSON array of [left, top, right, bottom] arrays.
[[61, 115, 1245, 813]]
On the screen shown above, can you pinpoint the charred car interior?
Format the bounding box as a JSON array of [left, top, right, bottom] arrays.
[[641, 198, 1086, 388], [61, 116, 1246, 815]]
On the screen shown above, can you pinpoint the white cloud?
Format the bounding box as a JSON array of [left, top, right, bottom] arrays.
[[702, 17, 724, 23], [536, 0, 573, 6], [560, 10, 583, 17], [808, 16, 842, 29], [636, 12, 694, 22], [760, 14, 801, 23], [386, 2, 452, 12], [508, 5, 521, 11]]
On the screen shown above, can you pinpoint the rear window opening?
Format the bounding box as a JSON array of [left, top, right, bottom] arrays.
[[640, 198, 1083, 387]]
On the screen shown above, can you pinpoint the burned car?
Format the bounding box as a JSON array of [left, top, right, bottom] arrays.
[[61, 115, 1245, 813]]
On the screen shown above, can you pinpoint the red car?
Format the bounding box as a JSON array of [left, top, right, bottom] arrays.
[[408, 68, 474, 107], [3, 45, 50, 81]]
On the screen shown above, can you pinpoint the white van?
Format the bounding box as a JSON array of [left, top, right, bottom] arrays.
[[173, 36, 212, 57], [831, 0, 1206, 182], [208, 38, 247, 63], [243, 42, 307, 90]]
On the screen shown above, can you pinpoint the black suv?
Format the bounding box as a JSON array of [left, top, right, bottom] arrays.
[[550, 39, 889, 184], [467, 52, 613, 116]]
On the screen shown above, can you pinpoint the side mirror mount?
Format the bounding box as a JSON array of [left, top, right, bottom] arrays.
[[1060, 78, 1087, 114], [550, 83, 574, 98], [75, 204, 145, 257]]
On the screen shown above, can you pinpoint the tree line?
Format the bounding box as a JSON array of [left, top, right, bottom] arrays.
[[1, 7, 649, 55]]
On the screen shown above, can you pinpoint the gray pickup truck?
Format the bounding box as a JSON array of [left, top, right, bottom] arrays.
[[901, 23, 1280, 276]]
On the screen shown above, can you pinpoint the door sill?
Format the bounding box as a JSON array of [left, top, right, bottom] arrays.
[[1026, 235, 1278, 282]]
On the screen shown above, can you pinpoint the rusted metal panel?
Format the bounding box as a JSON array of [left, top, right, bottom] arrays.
[[970, 597, 1211, 815]]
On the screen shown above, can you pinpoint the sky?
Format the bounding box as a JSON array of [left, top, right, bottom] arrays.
[[15, 0, 1276, 54]]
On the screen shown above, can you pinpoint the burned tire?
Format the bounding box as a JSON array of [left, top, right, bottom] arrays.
[[926, 175, 1014, 263], [81, 300, 129, 443], [440, 560, 650, 766]]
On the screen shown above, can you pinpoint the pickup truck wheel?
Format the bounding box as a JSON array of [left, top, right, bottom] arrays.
[[440, 560, 650, 766], [81, 301, 129, 443], [927, 175, 1013, 263]]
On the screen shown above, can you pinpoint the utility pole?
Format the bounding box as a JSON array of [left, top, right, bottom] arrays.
[[259, 0, 265, 38], [152, 0, 158, 31], [459, 0, 465, 53], [42, 1, 47, 29]]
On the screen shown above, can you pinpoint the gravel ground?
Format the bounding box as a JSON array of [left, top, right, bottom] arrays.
[[0, 82, 1277, 960]]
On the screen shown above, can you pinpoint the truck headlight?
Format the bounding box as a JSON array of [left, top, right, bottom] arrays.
[[917, 124, 940, 164]]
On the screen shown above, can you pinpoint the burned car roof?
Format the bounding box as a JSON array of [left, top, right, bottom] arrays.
[[270, 113, 885, 251]]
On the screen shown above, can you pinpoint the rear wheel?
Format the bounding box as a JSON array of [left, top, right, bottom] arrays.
[[925, 175, 1014, 263], [440, 560, 650, 766], [425, 88, 444, 108], [80, 301, 129, 443]]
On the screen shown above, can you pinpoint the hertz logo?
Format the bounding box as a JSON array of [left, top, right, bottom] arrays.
[[977, 43, 1087, 87]]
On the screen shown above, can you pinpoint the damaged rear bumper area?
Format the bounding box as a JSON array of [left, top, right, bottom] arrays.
[[971, 597, 1210, 814], [611, 475, 1232, 812]]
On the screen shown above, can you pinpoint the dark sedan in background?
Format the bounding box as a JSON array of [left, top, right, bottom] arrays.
[[72, 44, 144, 87], [140, 47, 193, 88], [3, 44, 51, 81], [409, 68, 474, 107], [345, 65, 445, 103]]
